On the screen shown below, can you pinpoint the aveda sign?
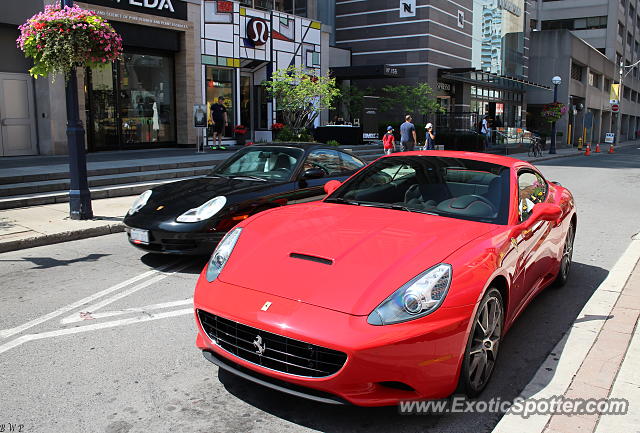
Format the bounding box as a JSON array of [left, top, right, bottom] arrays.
[[81, 0, 187, 20]]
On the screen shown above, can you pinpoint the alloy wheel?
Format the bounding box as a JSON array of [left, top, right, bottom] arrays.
[[467, 292, 503, 392], [560, 224, 575, 281]]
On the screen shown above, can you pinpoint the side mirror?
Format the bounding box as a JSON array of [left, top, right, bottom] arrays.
[[324, 180, 342, 195], [514, 202, 562, 235], [302, 168, 325, 180]]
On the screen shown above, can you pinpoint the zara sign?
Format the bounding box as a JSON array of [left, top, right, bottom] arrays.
[[81, 0, 187, 20]]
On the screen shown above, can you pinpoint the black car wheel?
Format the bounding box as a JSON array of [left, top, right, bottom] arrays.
[[458, 288, 504, 397]]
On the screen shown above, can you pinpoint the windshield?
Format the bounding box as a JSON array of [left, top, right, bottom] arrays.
[[327, 156, 510, 224], [211, 147, 304, 181]]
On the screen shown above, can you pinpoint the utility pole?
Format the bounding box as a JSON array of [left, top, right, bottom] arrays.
[[615, 59, 640, 146], [549, 76, 562, 154], [62, 0, 93, 220]]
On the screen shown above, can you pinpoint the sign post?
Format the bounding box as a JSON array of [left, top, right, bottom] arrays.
[[193, 104, 208, 153]]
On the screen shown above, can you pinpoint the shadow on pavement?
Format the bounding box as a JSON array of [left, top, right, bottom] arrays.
[[140, 253, 208, 275], [215, 261, 608, 433], [12, 253, 112, 270]]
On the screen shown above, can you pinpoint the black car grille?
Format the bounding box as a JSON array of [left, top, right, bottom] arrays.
[[197, 310, 347, 378]]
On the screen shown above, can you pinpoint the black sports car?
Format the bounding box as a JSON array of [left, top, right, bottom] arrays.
[[123, 143, 366, 254]]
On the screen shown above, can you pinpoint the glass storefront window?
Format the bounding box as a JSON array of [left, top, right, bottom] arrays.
[[119, 53, 175, 145], [86, 51, 176, 150], [205, 66, 235, 137]]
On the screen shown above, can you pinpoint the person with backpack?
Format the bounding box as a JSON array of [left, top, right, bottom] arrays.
[[383, 126, 396, 155]]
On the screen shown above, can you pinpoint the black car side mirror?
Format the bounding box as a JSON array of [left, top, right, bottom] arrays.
[[302, 168, 325, 179]]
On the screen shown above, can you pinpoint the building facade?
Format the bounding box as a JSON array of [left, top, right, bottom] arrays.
[[334, 0, 547, 134], [200, 0, 331, 143], [535, 0, 640, 143]]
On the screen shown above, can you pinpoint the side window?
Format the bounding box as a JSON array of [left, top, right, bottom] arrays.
[[339, 152, 365, 172], [518, 171, 547, 221], [303, 149, 343, 177]]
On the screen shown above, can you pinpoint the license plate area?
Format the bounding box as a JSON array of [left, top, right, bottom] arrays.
[[130, 228, 149, 245]]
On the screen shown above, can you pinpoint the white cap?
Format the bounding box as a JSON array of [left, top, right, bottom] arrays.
[[425, 123, 433, 129]]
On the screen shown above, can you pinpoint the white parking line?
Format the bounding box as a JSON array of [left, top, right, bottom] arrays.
[[59, 262, 191, 324], [0, 260, 182, 340], [0, 308, 194, 355], [61, 298, 193, 324]]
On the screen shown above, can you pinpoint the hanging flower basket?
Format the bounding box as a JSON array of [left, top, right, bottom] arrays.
[[541, 102, 568, 123], [16, 5, 123, 80]]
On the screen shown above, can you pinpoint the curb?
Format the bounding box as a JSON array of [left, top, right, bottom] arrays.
[[0, 223, 125, 254], [492, 237, 640, 433]]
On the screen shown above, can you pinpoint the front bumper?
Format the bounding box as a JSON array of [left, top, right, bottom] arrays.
[[194, 277, 474, 407], [124, 226, 225, 255]]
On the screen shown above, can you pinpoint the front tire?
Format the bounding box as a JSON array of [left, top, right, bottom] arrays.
[[458, 288, 504, 397]]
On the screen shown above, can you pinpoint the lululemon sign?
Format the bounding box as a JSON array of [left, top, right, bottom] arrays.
[[247, 18, 269, 46]]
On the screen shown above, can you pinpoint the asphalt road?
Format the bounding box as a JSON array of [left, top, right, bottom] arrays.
[[1, 146, 639, 433]]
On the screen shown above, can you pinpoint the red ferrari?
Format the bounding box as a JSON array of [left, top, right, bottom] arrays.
[[193, 151, 576, 406]]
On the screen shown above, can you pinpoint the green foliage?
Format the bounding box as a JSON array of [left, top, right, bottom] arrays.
[[335, 84, 368, 120], [326, 139, 340, 146], [378, 83, 443, 118], [264, 66, 340, 133], [274, 125, 314, 142]]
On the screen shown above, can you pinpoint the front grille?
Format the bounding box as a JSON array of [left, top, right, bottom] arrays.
[[197, 310, 347, 378]]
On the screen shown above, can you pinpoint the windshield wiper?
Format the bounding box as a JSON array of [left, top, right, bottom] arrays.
[[324, 197, 361, 206], [357, 201, 439, 216], [228, 175, 268, 182]]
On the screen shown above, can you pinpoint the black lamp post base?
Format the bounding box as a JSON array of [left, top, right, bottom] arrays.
[[69, 190, 94, 220]]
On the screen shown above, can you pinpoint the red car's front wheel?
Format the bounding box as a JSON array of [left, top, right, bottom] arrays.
[[458, 288, 504, 397]]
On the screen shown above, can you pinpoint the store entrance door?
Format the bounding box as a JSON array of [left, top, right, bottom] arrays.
[[240, 73, 253, 140], [0, 73, 37, 156]]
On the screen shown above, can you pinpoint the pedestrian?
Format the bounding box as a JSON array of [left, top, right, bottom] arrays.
[[425, 123, 436, 150], [383, 126, 396, 155], [210, 96, 228, 150], [481, 115, 490, 148], [400, 115, 417, 152]]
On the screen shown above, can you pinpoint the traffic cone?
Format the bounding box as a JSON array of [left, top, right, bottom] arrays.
[[584, 144, 591, 156], [595, 143, 601, 153], [608, 143, 615, 154]]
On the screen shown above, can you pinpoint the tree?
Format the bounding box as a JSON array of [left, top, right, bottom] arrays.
[[335, 83, 368, 121], [379, 82, 443, 119], [264, 66, 340, 134]]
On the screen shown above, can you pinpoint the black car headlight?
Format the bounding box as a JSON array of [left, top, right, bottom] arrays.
[[367, 264, 452, 325], [206, 227, 242, 282], [177, 196, 227, 223], [128, 190, 152, 215]]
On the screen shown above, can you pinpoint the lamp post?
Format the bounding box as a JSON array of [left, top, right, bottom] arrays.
[[62, 0, 93, 220], [549, 75, 562, 154]]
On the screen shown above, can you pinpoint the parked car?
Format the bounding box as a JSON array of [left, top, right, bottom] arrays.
[[123, 143, 366, 255], [193, 150, 576, 406]]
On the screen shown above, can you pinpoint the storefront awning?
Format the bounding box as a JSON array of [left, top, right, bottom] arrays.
[[330, 65, 405, 79], [438, 68, 551, 92]]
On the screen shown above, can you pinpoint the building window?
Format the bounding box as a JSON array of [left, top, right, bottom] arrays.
[[624, 86, 631, 100], [541, 16, 607, 30], [571, 62, 584, 81], [273, 0, 307, 16], [205, 66, 235, 137], [588, 71, 601, 88], [604, 78, 612, 93], [618, 21, 625, 38]]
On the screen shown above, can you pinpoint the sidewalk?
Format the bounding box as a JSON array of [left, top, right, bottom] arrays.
[[0, 139, 637, 254], [493, 235, 640, 433]]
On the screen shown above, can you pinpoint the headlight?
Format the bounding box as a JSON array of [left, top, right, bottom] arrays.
[[128, 190, 152, 215], [206, 227, 242, 282], [367, 264, 452, 325], [176, 196, 227, 223]]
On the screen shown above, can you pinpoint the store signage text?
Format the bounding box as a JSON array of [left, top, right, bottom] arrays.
[[384, 66, 400, 76], [437, 82, 451, 91], [81, 0, 187, 20], [497, 0, 522, 17], [399, 0, 416, 18], [247, 18, 269, 46]]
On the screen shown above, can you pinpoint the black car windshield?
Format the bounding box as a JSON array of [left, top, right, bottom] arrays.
[[326, 156, 510, 224], [211, 147, 304, 181]]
